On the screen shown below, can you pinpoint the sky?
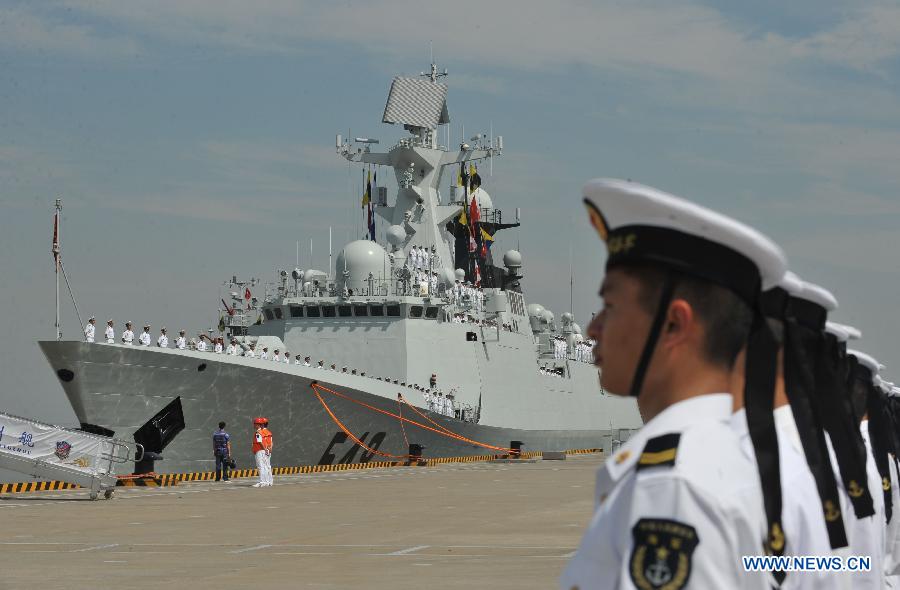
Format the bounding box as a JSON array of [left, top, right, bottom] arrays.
[[1, 0, 899, 433]]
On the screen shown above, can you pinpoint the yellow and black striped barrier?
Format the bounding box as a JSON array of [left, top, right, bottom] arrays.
[[0, 448, 604, 494], [0, 480, 79, 494]]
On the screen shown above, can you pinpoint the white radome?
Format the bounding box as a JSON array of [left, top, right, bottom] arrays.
[[335, 240, 391, 292]]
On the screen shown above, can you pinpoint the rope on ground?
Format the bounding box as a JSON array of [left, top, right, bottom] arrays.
[[310, 382, 512, 453]]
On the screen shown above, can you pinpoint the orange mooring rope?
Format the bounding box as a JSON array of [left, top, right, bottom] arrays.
[[311, 385, 410, 459], [310, 382, 512, 453], [396, 395, 410, 448]]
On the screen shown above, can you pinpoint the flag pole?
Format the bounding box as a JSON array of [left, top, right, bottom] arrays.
[[53, 199, 61, 341]]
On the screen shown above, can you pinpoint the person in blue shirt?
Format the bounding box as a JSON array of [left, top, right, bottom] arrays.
[[212, 422, 232, 482]]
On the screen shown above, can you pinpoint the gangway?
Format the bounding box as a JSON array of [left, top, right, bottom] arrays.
[[0, 411, 141, 500]]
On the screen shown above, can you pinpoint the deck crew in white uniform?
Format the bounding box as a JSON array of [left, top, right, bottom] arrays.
[[121, 322, 135, 345], [105, 319, 115, 343], [157, 327, 168, 348], [175, 330, 187, 349], [561, 179, 783, 590], [138, 325, 151, 346], [83, 317, 96, 343]]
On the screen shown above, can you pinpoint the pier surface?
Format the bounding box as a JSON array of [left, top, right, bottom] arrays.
[[0, 454, 605, 589]]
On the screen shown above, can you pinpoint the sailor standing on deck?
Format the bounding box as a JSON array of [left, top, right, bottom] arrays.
[[214, 338, 223, 354], [157, 327, 168, 348], [226, 339, 238, 356], [84, 317, 96, 342], [561, 179, 784, 590], [105, 319, 114, 343], [176, 330, 187, 350], [122, 322, 134, 345], [252, 418, 274, 488], [139, 325, 152, 346]]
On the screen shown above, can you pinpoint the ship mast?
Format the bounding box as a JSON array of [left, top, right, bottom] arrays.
[[53, 199, 61, 341]]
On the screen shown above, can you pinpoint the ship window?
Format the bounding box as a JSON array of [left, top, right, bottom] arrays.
[[273, 307, 283, 320], [306, 306, 321, 318], [409, 305, 423, 318], [386, 305, 401, 317], [370, 305, 384, 317], [425, 306, 439, 319], [338, 305, 352, 317], [290, 306, 303, 318], [264, 308, 275, 321], [322, 305, 336, 317], [354, 305, 369, 317]]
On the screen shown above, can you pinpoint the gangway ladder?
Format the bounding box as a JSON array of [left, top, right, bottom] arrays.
[[0, 411, 142, 500]]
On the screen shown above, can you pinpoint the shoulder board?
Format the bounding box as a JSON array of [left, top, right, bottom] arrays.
[[636, 433, 681, 471]]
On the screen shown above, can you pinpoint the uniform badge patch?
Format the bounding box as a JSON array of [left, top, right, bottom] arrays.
[[629, 518, 698, 590]]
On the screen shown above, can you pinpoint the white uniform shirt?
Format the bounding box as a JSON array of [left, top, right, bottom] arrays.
[[855, 422, 887, 589], [176, 336, 186, 349], [283, 356, 290, 364], [561, 395, 769, 590], [214, 342, 223, 354], [157, 334, 168, 348], [886, 458, 900, 586], [122, 329, 134, 344], [196, 339, 207, 352], [226, 344, 237, 355], [259, 351, 269, 360], [273, 353, 281, 363], [422, 249, 430, 270], [303, 361, 310, 367], [139, 331, 151, 346], [84, 323, 95, 343], [105, 325, 114, 343], [244, 348, 256, 358], [732, 406, 847, 590]]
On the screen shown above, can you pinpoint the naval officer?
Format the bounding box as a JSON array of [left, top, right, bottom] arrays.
[[122, 322, 135, 345], [560, 179, 785, 590], [157, 327, 168, 348], [176, 330, 187, 350], [139, 325, 151, 346], [105, 319, 115, 343], [84, 317, 96, 342]]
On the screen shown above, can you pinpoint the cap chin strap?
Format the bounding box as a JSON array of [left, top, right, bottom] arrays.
[[628, 274, 677, 397]]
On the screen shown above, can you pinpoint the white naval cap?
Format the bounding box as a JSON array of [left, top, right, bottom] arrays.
[[826, 321, 861, 341], [794, 279, 838, 312], [847, 349, 883, 376], [88, 316, 95, 321], [583, 178, 787, 300], [825, 323, 851, 342]]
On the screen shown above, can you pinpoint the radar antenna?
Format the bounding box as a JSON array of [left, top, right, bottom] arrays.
[[420, 44, 448, 83]]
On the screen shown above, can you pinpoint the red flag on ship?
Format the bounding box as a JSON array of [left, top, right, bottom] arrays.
[[244, 287, 251, 300]]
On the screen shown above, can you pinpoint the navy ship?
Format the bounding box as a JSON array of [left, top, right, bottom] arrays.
[[39, 63, 641, 474]]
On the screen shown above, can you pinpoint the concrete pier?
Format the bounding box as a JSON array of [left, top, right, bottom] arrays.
[[0, 454, 605, 589]]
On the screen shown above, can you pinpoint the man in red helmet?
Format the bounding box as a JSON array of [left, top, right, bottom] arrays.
[[252, 417, 274, 488]]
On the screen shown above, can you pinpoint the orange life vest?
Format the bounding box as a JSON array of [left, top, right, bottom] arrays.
[[252, 428, 273, 453]]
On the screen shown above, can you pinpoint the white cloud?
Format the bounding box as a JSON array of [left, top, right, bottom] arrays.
[[0, 5, 139, 58]]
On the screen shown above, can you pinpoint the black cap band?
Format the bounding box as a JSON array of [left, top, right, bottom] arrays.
[[605, 225, 761, 304], [815, 335, 875, 519]]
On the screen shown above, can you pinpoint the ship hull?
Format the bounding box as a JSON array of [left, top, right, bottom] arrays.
[[39, 341, 638, 474]]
